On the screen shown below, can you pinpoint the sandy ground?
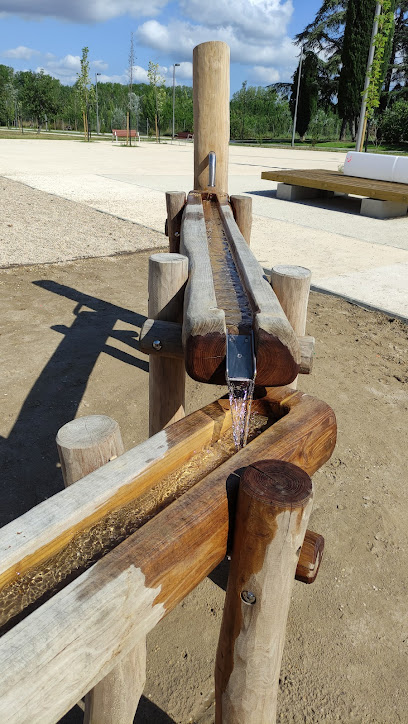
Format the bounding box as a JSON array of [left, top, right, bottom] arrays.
[[0, 178, 407, 723]]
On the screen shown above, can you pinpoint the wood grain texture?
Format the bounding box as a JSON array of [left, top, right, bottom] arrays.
[[230, 195, 252, 245], [58, 416, 145, 724], [215, 460, 313, 723], [166, 192, 186, 253], [56, 415, 124, 487], [271, 265, 311, 389], [261, 168, 408, 203], [299, 335, 315, 374], [148, 253, 189, 436], [193, 41, 230, 194], [180, 193, 227, 383], [218, 200, 300, 385], [139, 318, 184, 359], [0, 389, 335, 724], [295, 529, 324, 584]]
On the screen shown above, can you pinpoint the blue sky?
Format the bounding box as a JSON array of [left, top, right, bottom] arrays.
[[0, 1, 321, 94]]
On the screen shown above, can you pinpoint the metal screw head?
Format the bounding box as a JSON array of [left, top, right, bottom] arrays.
[[241, 590, 256, 605], [153, 340, 162, 350]]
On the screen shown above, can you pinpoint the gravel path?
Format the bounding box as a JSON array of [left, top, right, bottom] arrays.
[[0, 176, 166, 268]]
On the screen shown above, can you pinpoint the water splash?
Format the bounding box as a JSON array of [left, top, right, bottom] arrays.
[[228, 379, 255, 450]]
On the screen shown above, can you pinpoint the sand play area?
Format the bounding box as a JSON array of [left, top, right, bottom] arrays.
[[0, 140, 407, 723]]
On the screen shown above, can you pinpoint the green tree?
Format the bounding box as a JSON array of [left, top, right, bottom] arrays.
[[338, 0, 377, 138], [17, 70, 61, 132], [290, 51, 319, 140], [147, 61, 165, 141], [111, 107, 126, 129], [379, 97, 408, 140], [76, 47, 95, 140]]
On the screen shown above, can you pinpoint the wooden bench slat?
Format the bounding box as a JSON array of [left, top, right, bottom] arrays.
[[261, 169, 408, 204]]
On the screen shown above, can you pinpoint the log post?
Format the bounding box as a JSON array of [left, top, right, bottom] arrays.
[[270, 265, 312, 389], [193, 41, 230, 194], [230, 195, 252, 245], [215, 459, 313, 724], [56, 415, 146, 724], [166, 191, 186, 253], [148, 252, 189, 436]]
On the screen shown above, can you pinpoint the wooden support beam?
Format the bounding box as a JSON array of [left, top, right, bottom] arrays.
[[270, 265, 312, 389], [148, 253, 188, 436], [230, 195, 252, 246], [165, 191, 186, 253], [139, 319, 314, 374], [0, 389, 336, 724], [193, 41, 230, 194], [57, 416, 145, 724], [215, 460, 313, 723], [295, 529, 324, 584]]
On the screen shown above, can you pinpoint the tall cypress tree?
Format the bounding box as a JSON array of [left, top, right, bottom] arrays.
[[337, 0, 376, 137], [290, 51, 319, 140]]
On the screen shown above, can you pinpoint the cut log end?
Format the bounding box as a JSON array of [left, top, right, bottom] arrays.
[[241, 459, 312, 508]]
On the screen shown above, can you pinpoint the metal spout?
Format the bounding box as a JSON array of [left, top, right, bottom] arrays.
[[208, 151, 216, 187]]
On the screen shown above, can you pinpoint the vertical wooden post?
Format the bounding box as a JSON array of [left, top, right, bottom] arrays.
[[56, 415, 146, 724], [215, 459, 313, 724], [230, 195, 252, 245], [148, 252, 189, 437], [166, 191, 186, 253], [270, 265, 312, 389], [193, 41, 230, 194]]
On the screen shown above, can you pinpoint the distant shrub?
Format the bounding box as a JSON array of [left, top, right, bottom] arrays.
[[379, 101, 408, 144]]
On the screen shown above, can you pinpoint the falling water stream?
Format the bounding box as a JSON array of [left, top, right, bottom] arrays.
[[228, 379, 255, 450]]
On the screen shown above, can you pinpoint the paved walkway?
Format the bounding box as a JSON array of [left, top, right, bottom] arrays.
[[1, 139, 407, 319]]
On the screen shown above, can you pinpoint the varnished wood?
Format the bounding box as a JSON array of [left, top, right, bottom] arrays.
[[215, 460, 313, 723], [166, 191, 186, 253], [295, 530, 324, 584], [271, 265, 312, 389], [0, 389, 335, 724], [261, 168, 408, 204], [230, 195, 252, 245], [148, 253, 188, 436], [193, 42, 230, 194], [181, 193, 300, 385]]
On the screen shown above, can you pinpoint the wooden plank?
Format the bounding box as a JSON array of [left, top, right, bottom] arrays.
[[261, 169, 408, 203], [0, 388, 336, 724], [166, 192, 186, 253], [0, 398, 233, 595]]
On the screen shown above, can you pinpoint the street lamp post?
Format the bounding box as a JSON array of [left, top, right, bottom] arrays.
[[95, 72, 101, 135], [291, 47, 304, 148], [172, 63, 180, 142]]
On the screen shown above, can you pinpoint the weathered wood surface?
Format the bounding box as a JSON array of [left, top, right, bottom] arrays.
[[218, 199, 300, 385], [271, 265, 312, 389], [58, 416, 145, 724], [0, 388, 336, 724], [181, 193, 300, 385], [0, 398, 233, 594], [215, 460, 313, 723], [166, 191, 186, 253], [193, 41, 230, 194], [56, 415, 125, 486], [261, 168, 408, 204], [148, 253, 188, 436], [230, 195, 252, 245]]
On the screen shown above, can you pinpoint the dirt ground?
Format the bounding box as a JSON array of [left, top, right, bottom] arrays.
[[0, 192, 407, 723]]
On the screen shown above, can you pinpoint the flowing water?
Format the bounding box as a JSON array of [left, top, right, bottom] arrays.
[[228, 378, 255, 450]]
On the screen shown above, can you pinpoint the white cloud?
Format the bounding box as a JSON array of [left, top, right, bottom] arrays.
[[2, 45, 40, 59], [136, 19, 297, 71], [251, 66, 281, 84], [92, 59, 108, 71], [0, 0, 167, 22], [179, 0, 293, 42]]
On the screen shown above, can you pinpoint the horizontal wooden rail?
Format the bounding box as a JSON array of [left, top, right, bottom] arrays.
[[0, 388, 336, 724]]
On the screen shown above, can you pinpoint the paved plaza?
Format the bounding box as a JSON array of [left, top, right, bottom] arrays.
[[1, 138, 407, 319]]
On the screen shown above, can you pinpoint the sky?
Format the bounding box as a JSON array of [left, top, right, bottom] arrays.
[[0, 0, 322, 95]]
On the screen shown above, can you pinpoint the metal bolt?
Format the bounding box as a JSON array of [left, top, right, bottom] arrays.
[[153, 340, 162, 350], [241, 590, 256, 605]]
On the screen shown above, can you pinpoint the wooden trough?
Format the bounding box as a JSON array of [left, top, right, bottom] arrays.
[[0, 40, 337, 724]]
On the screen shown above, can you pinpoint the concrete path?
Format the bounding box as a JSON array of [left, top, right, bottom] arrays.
[[1, 138, 407, 319]]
